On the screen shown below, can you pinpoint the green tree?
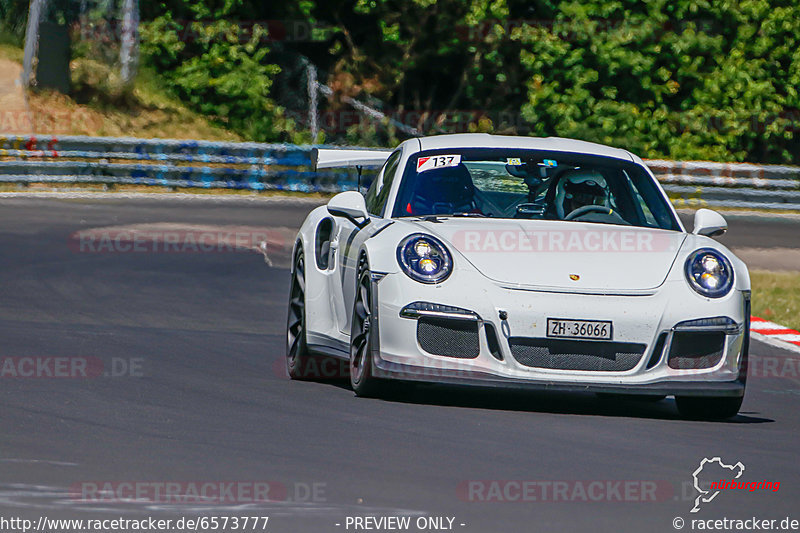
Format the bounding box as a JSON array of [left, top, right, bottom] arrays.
[[140, 1, 294, 141], [516, 0, 800, 163]]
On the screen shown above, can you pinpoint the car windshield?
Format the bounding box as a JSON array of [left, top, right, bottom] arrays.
[[392, 148, 680, 231]]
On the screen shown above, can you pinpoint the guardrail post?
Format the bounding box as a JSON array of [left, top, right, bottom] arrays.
[[307, 63, 319, 144], [21, 0, 48, 88], [120, 0, 140, 85]]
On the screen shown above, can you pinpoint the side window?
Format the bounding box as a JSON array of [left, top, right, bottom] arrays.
[[621, 170, 658, 227], [365, 151, 401, 216], [632, 186, 658, 226]]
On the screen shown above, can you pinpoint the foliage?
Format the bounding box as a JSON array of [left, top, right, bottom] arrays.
[[140, 2, 297, 142], [0, 0, 28, 43], [89, 0, 800, 161], [515, 0, 800, 163]]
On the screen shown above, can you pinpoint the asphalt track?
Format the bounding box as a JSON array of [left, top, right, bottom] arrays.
[[1, 197, 798, 533]]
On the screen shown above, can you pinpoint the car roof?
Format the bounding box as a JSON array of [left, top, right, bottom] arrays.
[[412, 133, 635, 162]]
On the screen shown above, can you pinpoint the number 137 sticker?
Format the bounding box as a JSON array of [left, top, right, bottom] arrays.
[[417, 154, 461, 173]]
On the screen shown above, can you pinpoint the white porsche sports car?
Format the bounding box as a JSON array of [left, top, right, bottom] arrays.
[[286, 134, 750, 419]]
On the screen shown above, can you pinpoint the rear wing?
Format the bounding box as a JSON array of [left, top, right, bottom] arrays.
[[311, 148, 393, 170]]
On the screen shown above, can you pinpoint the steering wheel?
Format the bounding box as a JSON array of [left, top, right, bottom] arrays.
[[565, 204, 616, 220]]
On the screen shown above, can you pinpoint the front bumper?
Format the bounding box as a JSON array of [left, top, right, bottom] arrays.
[[371, 269, 748, 397], [372, 358, 744, 396]]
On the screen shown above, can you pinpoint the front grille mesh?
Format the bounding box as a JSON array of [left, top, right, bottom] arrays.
[[509, 338, 646, 371], [668, 331, 726, 369], [417, 317, 479, 358]]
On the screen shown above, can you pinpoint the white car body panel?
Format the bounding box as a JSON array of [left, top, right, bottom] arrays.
[[411, 218, 686, 291]]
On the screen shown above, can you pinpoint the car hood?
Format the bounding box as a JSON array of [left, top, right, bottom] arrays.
[[410, 219, 687, 292]]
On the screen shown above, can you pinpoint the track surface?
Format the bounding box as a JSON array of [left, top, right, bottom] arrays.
[[1, 198, 798, 533]]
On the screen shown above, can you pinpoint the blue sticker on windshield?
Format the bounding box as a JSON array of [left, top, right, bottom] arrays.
[[538, 159, 557, 167]]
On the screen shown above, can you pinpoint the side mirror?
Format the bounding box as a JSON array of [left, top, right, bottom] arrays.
[[327, 191, 369, 226], [693, 208, 727, 237]]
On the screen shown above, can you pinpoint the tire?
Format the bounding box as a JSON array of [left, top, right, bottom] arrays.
[[286, 250, 315, 380], [349, 257, 381, 397], [675, 395, 743, 420]]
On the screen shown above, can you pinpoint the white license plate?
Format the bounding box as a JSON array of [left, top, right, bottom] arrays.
[[547, 318, 612, 340]]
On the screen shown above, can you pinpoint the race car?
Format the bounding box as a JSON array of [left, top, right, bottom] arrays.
[[286, 133, 750, 419]]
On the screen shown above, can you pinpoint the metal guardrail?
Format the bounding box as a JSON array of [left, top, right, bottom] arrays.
[[648, 159, 800, 211], [2, 134, 800, 210], [0, 134, 358, 192]]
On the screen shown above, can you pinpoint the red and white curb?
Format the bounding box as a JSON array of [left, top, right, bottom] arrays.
[[751, 316, 800, 355]]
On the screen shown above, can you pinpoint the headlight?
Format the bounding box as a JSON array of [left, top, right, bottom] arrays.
[[684, 248, 734, 298], [397, 234, 453, 284]]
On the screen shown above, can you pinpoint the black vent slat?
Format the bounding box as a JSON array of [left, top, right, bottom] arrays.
[[484, 323, 503, 361], [646, 332, 668, 369]]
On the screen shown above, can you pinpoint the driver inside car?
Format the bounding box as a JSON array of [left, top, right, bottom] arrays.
[[407, 164, 481, 216], [554, 170, 621, 223]]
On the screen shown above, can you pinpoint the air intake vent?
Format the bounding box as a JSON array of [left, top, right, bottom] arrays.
[[668, 331, 725, 370], [417, 317, 480, 358], [509, 338, 646, 371]]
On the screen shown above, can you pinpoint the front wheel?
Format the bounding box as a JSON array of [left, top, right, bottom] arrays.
[[349, 260, 381, 397], [675, 395, 743, 420], [286, 250, 315, 380]]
